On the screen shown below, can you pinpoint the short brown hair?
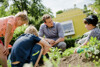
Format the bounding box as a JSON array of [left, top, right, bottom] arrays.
[[42, 14, 51, 22], [84, 20, 88, 24], [15, 10, 28, 23], [24, 25, 38, 37]]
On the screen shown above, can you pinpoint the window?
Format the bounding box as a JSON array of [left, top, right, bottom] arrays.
[[61, 20, 75, 36]]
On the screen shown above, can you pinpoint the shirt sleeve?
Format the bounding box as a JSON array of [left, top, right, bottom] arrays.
[[33, 35, 41, 43], [38, 24, 44, 37], [57, 23, 64, 38], [7, 17, 16, 33], [7, 18, 15, 26]]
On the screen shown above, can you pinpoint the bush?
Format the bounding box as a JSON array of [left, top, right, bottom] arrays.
[[0, 25, 28, 45], [56, 10, 63, 14], [64, 38, 78, 48], [10, 25, 28, 45]]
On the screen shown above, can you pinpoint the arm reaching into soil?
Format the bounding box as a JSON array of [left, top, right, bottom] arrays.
[[38, 39, 51, 55]]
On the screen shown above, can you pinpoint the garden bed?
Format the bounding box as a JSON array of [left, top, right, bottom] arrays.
[[60, 53, 95, 67]]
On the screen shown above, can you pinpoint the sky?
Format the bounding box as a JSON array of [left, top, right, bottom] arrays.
[[42, 0, 95, 16]]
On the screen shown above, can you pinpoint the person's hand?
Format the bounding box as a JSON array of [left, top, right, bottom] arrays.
[[46, 39, 55, 44], [43, 45, 51, 55], [44, 38, 55, 45], [74, 45, 82, 53], [3, 47, 9, 56], [74, 48, 77, 53], [51, 43, 54, 46], [48, 39, 55, 44], [51, 41, 57, 46]]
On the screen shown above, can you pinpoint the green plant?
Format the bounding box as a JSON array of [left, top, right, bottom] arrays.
[[0, 25, 28, 45], [7, 60, 11, 67], [43, 56, 53, 67], [81, 37, 100, 66], [10, 25, 28, 45], [43, 47, 62, 67], [82, 37, 100, 58], [48, 47, 62, 60], [64, 38, 77, 48], [62, 47, 75, 57]]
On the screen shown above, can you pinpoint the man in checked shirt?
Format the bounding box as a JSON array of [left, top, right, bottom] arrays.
[[39, 14, 66, 51]]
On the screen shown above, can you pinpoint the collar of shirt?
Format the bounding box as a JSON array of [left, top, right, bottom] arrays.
[[44, 22, 55, 28]]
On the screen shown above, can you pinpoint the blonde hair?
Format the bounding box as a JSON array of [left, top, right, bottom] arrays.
[[24, 25, 38, 36], [15, 10, 28, 23]]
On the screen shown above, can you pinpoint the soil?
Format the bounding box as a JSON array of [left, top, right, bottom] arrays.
[[39, 53, 96, 67], [59, 53, 95, 67]]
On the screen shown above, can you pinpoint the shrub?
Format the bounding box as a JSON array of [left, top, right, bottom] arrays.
[[64, 38, 77, 48], [56, 10, 63, 14], [80, 37, 100, 66], [0, 25, 28, 45], [10, 25, 28, 45]]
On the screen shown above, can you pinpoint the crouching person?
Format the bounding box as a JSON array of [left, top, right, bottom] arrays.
[[10, 25, 51, 67]]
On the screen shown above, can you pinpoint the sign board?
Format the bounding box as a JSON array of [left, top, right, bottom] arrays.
[[61, 20, 75, 36]]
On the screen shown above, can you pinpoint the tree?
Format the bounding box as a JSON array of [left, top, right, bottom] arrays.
[[9, 0, 53, 20], [56, 10, 63, 14], [90, 0, 100, 22], [0, 0, 4, 2], [0, 0, 9, 17], [0, 0, 53, 29], [83, 4, 93, 16], [74, 4, 77, 8]]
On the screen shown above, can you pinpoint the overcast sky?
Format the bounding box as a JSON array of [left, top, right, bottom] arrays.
[[42, 0, 95, 16]]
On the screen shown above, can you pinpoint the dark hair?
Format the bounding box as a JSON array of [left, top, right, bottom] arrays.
[[84, 15, 98, 26], [42, 14, 51, 23]]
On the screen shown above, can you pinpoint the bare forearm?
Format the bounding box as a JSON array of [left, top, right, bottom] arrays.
[[79, 41, 88, 48], [55, 38, 64, 44], [39, 37, 47, 41], [5, 33, 13, 48], [5, 23, 12, 48], [8, 33, 13, 45], [44, 38, 51, 42], [39, 37, 52, 43], [39, 39, 50, 46], [40, 37, 48, 41]]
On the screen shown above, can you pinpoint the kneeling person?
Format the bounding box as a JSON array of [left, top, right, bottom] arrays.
[[10, 25, 51, 67]]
